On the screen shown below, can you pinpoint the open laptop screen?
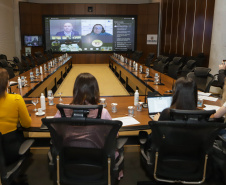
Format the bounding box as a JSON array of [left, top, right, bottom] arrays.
[[147, 96, 172, 115]]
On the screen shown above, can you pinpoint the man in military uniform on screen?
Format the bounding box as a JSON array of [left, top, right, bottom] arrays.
[[56, 22, 80, 37]]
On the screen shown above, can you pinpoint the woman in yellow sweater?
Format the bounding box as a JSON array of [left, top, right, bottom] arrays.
[[0, 68, 31, 165]]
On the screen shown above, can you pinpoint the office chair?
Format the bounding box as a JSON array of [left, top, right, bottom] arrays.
[[21, 54, 31, 71], [179, 59, 196, 77], [187, 67, 214, 92], [167, 57, 183, 79], [27, 54, 36, 68], [34, 52, 47, 65], [0, 59, 15, 79], [139, 109, 226, 184], [131, 51, 143, 62], [0, 132, 34, 185], [152, 55, 163, 70], [42, 104, 125, 185], [144, 53, 155, 67], [153, 56, 170, 73], [13, 57, 24, 74]]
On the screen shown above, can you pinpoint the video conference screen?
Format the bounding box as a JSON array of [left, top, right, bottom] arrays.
[[43, 16, 137, 53], [24, 35, 43, 47]]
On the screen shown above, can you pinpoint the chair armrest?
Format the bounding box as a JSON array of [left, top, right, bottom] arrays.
[[18, 139, 34, 155], [116, 137, 128, 150], [139, 131, 148, 145]]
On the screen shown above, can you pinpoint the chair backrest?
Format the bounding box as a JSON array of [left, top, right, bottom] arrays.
[[0, 59, 15, 79], [0, 54, 7, 60], [13, 57, 24, 74], [42, 117, 122, 185], [56, 104, 103, 118], [180, 59, 196, 77], [187, 67, 214, 92], [131, 51, 143, 62], [167, 57, 183, 79], [27, 54, 36, 68], [21, 54, 31, 71], [154, 56, 170, 73], [145, 53, 155, 67], [148, 119, 226, 183], [34, 52, 46, 65]]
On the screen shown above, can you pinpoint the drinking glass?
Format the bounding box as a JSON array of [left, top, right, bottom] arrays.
[[32, 98, 39, 111], [58, 92, 63, 104], [48, 90, 54, 105]]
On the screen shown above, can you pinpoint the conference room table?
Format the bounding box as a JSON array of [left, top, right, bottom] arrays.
[[109, 55, 174, 95], [11, 54, 222, 138], [9, 56, 72, 98]]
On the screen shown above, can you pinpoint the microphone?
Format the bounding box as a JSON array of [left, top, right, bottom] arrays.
[[143, 82, 148, 108]]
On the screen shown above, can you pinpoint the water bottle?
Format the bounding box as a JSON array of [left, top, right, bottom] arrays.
[[134, 90, 139, 106], [40, 93, 46, 110], [18, 77, 22, 88], [154, 73, 160, 84]]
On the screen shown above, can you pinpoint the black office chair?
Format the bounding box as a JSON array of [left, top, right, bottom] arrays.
[[153, 56, 170, 73], [0, 132, 34, 185], [167, 57, 183, 79], [13, 57, 24, 74], [21, 54, 31, 71], [0, 59, 15, 79], [139, 109, 226, 184], [187, 67, 214, 92], [179, 59, 196, 77], [144, 53, 155, 67], [27, 54, 36, 68], [34, 52, 47, 65], [131, 51, 143, 62], [42, 104, 125, 185]]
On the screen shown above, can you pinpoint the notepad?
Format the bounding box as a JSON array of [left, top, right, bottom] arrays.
[[112, 116, 140, 126]]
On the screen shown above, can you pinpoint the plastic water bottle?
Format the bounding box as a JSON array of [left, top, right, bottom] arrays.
[[40, 93, 46, 110], [40, 66, 43, 74], [154, 73, 160, 85], [134, 90, 139, 106], [18, 77, 22, 88]]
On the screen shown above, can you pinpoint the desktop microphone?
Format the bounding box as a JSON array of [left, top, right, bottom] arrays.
[[143, 82, 148, 108]]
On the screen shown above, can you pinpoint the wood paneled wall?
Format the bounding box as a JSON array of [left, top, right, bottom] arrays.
[[160, 0, 215, 67], [19, 2, 159, 64]]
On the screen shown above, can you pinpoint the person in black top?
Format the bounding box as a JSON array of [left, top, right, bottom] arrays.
[[153, 77, 198, 121]]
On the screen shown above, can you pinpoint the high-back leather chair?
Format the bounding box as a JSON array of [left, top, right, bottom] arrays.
[[13, 57, 24, 74], [179, 59, 196, 77], [42, 104, 125, 185], [27, 54, 36, 68], [144, 53, 155, 67], [167, 57, 183, 79], [0, 59, 15, 79], [153, 56, 170, 73], [187, 67, 214, 92], [21, 54, 31, 71], [139, 109, 226, 184]]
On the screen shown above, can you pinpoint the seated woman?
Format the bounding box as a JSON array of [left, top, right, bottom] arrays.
[[153, 77, 198, 121], [54, 72, 123, 179], [55, 72, 111, 119], [0, 68, 31, 165]]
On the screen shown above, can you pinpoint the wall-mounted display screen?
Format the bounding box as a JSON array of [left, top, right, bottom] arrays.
[[24, 35, 43, 47], [43, 15, 137, 53]]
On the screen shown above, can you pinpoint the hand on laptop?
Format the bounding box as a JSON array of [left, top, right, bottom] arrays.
[[153, 113, 160, 121]]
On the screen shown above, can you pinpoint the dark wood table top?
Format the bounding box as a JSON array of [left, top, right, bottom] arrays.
[[9, 56, 72, 97], [110, 56, 174, 95]]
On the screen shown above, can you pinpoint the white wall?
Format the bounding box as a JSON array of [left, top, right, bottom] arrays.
[[0, 0, 16, 60], [209, 0, 226, 93]]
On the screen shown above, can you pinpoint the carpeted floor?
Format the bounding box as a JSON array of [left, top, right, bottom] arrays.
[[54, 64, 129, 97]]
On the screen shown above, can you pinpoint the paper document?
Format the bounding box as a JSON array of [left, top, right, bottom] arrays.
[[112, 116, 140, 126], [203, 104, 221, 111], [198, 95, 218, 102], [198, 92, 211, 96]]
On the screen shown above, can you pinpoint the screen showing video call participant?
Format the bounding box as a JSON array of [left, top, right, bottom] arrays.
[[86, 24, 112, 36], [56, 22, 80, 37]]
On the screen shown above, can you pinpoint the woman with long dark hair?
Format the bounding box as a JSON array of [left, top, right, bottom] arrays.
[[153, 77, 197, 121]]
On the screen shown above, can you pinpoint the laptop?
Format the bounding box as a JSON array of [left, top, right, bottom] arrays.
[[147, 95, 172, 119]]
